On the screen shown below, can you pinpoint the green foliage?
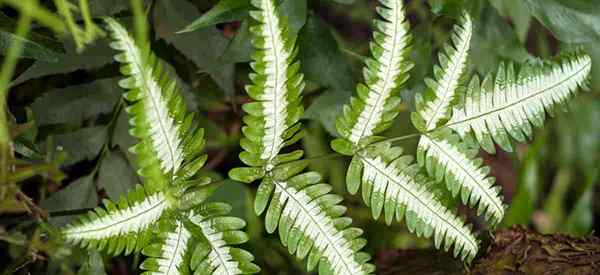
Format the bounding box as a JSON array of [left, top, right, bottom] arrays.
[[1, 0, 599, 274]]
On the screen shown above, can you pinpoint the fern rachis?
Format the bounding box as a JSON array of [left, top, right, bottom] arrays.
[[448, 54, 592, 153]]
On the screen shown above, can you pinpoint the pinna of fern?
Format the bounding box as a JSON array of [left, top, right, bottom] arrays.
[[332, 3, 481, 263], [229, 0, 374, 274], [409, 12, 506, 226], [60, 18, 259, 275]]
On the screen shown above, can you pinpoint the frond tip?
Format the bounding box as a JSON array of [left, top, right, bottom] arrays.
[[256, 171, 375, 274], [349, 143, 479, 262], [448, 53, 592, 153], [240, 0, 305, 168], [336, 0, 413, 145], [413, 12, 472, 132]]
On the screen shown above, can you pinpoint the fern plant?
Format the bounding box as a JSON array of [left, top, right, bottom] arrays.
[[60, 18, 259, 275], [229, 0, 374, 274], [331, 1, 591, 264]]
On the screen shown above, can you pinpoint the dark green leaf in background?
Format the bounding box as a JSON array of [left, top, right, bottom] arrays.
[[11, 40, 115, 87], [299, 13, 355, 91], [77, 251, 106, 275], [489, 0, 531, 43], [304, 90, 352, 137], [154, 0, 235, 96], [41, 175, 98, 226], [97, 150, 138, 200], [525, 0, 600, 43], [31, 78, 121, 126], [178, 0, 250, 33], [54, 126, 107, 165], [0, 13, 62, 62]]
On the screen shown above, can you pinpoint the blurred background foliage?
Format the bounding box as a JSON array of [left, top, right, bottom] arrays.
[[0, 0, 599, 274]]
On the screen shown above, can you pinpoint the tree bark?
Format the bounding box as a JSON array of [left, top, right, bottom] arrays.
[[376, 226, 600, 275]]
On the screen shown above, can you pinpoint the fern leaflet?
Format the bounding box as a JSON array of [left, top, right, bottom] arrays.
[[412, 12, 472, 131], [448, 53, 592, 153], [348, 143, 478, 262], [417, 130, 504, 224], [336, 0, 412, 145]]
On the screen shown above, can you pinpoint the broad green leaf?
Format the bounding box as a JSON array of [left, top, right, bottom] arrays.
[[54, 126, 107, 165], [0, 13, 62, 62], [299, 13, 356, 91], [11, 40, 114, 86], [488, 0, 531, 43], [470, 5, 532, 74], [219, 19, 252, 64], [31, 78, 120, 126], [525, 0, 600, 43], [178, 0, 250, 33], [565, 173, 597, 236], [154, 0, 235, 95], [41, 175, 98, 226], [97, 150, 138, 200], [304, 90, 352, 136]]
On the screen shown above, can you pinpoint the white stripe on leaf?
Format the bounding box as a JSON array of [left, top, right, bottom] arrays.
[[156, 220, 192, 275], [63, 193, 168, 241], [190, 214, 243, 275], [359, 154, 479, 261], [418, 134, 504, 224], [274, 181, 368, 274], [349, 0, 410, 143], [448, 54, 591, 152], [418, 13, 472, 131], [105, 18, 184, 174]]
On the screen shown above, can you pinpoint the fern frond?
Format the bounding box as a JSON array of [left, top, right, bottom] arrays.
[[256, 171, 374, 274], [413, 12, 472, 131], [336, 0, 412, 145], [448, 53, 592, 153], [417, 130, 504, 224], [62, 185, 168, 255], [141, 217, 192, 275], [240, 0, 305, 167], [189, 203, 260, 275], [349, 143, 479, 262], [105, 18, 188, 184]]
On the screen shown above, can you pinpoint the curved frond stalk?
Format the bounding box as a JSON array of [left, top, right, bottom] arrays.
[[62, 185, 168, 255], [256, 172, 374, 274], [241, 0, 305, 167], [189, 203, 260, 275], [105, 18, 185, 180], [413, 12, 472, 131], [141, 218, 192, 275], [336, 0, 412, 145], [448, 53, 592, 153], [349, 144, 478, 262], [417, 131, 504, 224]]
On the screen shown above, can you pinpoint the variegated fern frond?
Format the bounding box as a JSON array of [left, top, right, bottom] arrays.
[[239, 0, 305, 169], [417, 130, 504, 224], [255, 164, 374, 274], [408, 13, 505, 225], [412, 12, 472, 132], [448, 53, 592, 153], [347, 142, 479, 262], [62, 184, 166, 255], [188, 203, 260, 275], [335, 0, 412, 146], [140, 203, 259, 275], [331, 3, 479, 263], [230, 0, 374, 273], [61, 18, 258, 275]]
